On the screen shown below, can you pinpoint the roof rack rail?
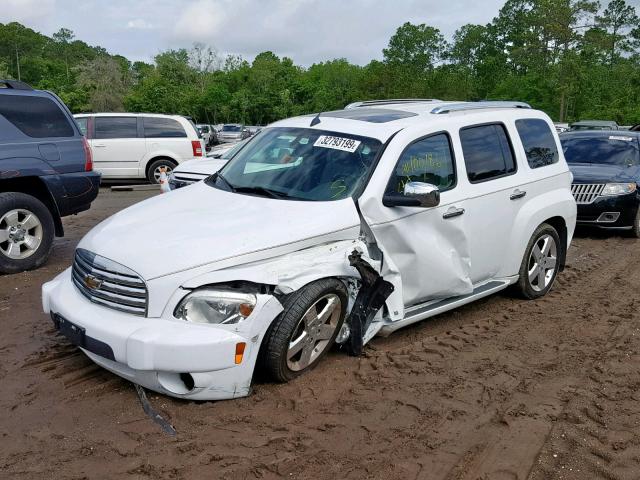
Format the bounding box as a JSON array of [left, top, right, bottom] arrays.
[[345, 99, 442, 109], [431, 101, 531, 114], [0, 79, 34, 90]]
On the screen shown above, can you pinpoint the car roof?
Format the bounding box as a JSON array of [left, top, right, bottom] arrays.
[[570, 120, 618, 126], [560, 130, 640, 139], [268, 100, 550, 142], [74, 112, 185, 120]]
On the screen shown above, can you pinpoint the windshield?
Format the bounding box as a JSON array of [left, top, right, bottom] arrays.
[[222, 125, 242, 132], [221, 140, 248, 159], [562, 136, 639, 166], [209, 127, 382, 201]]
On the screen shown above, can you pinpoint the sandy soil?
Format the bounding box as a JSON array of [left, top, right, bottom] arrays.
[[1, 188, 639, 480]]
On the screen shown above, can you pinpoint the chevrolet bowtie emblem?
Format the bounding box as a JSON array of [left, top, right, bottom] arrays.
[[83, 275, 103, 290]]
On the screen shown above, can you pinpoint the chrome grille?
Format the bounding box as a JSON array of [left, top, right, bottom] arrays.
[[72, 248, 148, 316], [571, 183, 605, 205]]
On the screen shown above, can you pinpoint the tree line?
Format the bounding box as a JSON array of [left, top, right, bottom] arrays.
[[1, 0, 639, 125]]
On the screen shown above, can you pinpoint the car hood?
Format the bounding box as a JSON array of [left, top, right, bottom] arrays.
[[569, 163, 640, 184], [78, 181, 361, 280], [174, 158, 226, 176]]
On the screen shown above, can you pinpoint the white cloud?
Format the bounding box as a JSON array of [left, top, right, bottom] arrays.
[[126, 19, 154, 30]]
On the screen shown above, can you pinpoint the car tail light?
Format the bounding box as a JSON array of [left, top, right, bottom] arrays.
[[82, 137, 93, 171], [192, 140, 203, 157]]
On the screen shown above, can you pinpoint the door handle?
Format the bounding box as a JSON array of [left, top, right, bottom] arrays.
[[443, 207, 465, 219], [510, 189, 527, 200], [93, 144, 107, 148]]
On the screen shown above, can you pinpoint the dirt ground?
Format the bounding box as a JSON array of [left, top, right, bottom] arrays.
[[1, 188, 640, 480]]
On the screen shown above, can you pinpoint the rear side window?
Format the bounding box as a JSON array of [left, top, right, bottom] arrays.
[[386, 133, 456, 195], [144, 117, 187, 138], [0, 95, 74, 138], [460, 124, 516, 183], [95, 117, 138, 139], [515, 119, 559, 168], [75, 117, 88, 136]]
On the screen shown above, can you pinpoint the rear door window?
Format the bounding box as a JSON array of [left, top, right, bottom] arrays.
[[75, 117, 88, 136], [460, 124, 516, 183], [95, 117, 138, 139], [386, 133, 456, 195], [0, 95, 74, 138], [515, 119, 559, 168], [143, 117, 187, 138]]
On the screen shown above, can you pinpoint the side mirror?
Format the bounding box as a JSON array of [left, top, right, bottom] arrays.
[[383, 182, 440, 208]]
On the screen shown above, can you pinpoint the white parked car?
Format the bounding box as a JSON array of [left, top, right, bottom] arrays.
[[44, 100, 576, 401], [169, 141, 247, 190], [74, 113, 205, 184]]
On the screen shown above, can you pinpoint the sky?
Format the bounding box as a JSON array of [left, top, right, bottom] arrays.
[[2, 0, 640, 66]]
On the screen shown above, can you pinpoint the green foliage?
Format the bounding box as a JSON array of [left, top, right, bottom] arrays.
[[2, 0, 640, 125]]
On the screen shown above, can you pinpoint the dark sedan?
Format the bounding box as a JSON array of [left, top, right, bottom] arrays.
[[560, 131, 640, 236]]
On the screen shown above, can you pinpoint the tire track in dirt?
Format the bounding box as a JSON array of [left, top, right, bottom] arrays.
[[1, 190, 639, 480]]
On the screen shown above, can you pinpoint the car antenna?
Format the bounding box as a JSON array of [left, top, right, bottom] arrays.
[[310, 112, 321, 127]]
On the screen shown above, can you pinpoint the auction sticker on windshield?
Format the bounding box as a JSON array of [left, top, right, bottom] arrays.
[[314, 135, 361, 153]]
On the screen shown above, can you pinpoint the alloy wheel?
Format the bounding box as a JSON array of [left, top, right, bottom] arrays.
[[0, 209, 43, 260], [286, 294, 342, 372], [527, 234, 557, 292], [153, 165, 173, 183]]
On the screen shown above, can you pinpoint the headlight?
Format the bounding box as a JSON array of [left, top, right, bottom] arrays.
[[174, 289, 256, 325], [601, 183, 637, 196]]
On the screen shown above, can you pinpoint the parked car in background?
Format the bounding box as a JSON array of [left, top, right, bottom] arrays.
[[554, 123, 569, 133], [0, 80, 100, 274], [569, 120, 619, 131], [217, 123, 251, 143], [74, 113, 205, 184], [169, 140, 248, 190], [44, 99, 576, 400], [561, 130, 640, 236], [197, 123, 218, 148], [245, 126, 262, 136]]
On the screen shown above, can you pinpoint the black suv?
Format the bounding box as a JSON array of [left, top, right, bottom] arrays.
[[0, 80, 101, 273], [561, 130, 640, 236]]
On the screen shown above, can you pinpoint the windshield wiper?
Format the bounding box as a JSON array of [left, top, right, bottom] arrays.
[[215, 172, 236, 192], [233, 186, 291, 199]]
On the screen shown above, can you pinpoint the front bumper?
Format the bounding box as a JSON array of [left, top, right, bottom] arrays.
[[42, 269, 283, 400], [576, 192, 639, 228]]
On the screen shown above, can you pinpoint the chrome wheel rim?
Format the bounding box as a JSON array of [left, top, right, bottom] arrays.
[[528, 234, 557, 292], [287, 294, 342, 372], [0, 209, 43, 260], [153, 165, 173, 183]]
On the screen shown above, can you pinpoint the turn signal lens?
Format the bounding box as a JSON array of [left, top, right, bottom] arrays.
[[239, 303, 254, 317], [235, 342, 246, 364]]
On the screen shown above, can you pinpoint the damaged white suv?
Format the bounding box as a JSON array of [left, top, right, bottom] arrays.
[[42, 100, 577, 400]]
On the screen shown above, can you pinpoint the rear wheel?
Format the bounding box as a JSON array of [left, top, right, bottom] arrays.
[[261, 278, 347, 382], [514, 223, 561, 299], [147, 158, 177, 184], [0, 192, 54, 274]]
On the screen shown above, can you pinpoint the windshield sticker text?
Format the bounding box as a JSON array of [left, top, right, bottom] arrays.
[[314, 135, 361, 153]]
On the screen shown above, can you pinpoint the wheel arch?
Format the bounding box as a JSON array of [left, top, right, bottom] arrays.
[[543, 215, 568, 271], [0, 176, 63, 236]]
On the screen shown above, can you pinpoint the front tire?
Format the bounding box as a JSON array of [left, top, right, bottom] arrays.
[[0, 192, 55, 274], [632, 208, 640, 238], [261, 278, 347, 382], [514, 223, 561, 299]]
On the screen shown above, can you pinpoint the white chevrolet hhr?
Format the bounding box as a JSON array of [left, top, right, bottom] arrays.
[[43, 100, 577, 400]]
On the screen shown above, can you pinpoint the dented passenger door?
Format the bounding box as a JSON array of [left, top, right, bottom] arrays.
[[358, 131, 473, 314]]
